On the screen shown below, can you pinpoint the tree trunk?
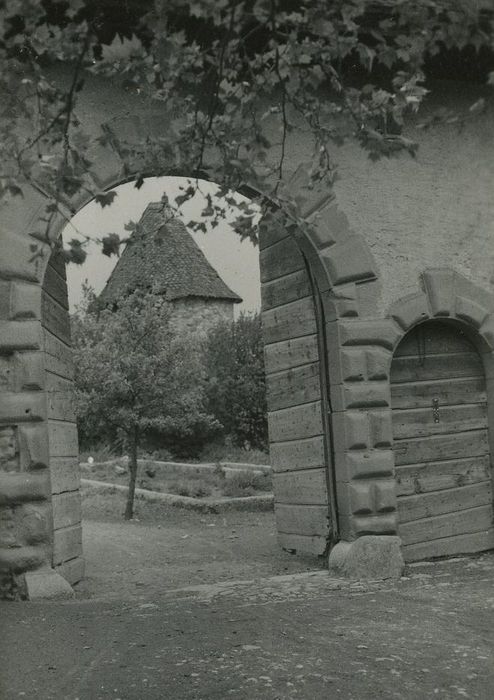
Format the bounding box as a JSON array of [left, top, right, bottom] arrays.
[[124, 428, 139, 520]]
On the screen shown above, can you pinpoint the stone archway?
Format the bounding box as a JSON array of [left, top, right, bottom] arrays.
[[328, 268, 494, 577], [1, 150, 379, 596]]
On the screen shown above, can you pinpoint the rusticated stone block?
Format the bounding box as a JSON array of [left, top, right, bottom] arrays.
[[483, 355, 494, 380], [0, 355, 14, 391], [0, 229, 47, 283], [0, 570, 27, 600], [16, 351, 45, 391], [307, 200, 351, 248], [53, 525, 83, 565], [332, 452, 352, 484], [322, 283, 359, 321], [16, 504, 50, 545], [336, 318, 402, 350], [10, 281, 42, 320], [320, 234, 378, 286], [268, 401, 324, 443], [0, 320, 42, 352], [0, 391, 46, 423], [480, 315, 494, 351], [331, 380, 390, 412], [389, 292, 430, 331], [328, 344, 391, 386], [52, 491, 82, 530], [43, 262, 69, 308], [344, 450, 395, 480], [368, 410, 393, 448], [0, 426, 19, 472], [340, 480, 374, 516], [332, 411, 369, 451], [50, 457, 80, 494], [328, 536, 404, 580], [286, 168, 335, 221], [421, 268, 455, 317], [337, 478, 397, 519], [352, 512, 398, 536], [261, 270, 312, 311], [0, 280, 11, 319], [0, 545, 46, 572], [455, 295, 489, 328], [327, 346, 366, 385], [260, 237, 305, 284], [374, 479, 397, 513], [0, 472, 49, 504], [55, 555, 85, 585], [18, 424, 49, 470], [454, 273, 494, 313], [269, 436, 326, 473], [365, 347, 391, 381], [41, 290, 72, 345], [356, 279, 382, 319], [0, 506, 17, 546]]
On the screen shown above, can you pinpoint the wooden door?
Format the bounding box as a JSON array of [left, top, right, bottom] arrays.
[[391, 321, 494, 561]]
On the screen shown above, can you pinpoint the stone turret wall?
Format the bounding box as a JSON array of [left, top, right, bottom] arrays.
[[170, 298, 234, 337]]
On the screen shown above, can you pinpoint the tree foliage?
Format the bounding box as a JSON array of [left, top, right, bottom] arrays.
[[205, 313, 267, 450], [1, 1, 493, 261], [72, 287, 219, 518]]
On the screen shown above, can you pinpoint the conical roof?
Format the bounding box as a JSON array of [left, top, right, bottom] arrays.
[[99, 202, 242, 305]]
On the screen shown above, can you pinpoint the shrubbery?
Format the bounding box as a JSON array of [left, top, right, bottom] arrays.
[[204, 313, 268, 451]]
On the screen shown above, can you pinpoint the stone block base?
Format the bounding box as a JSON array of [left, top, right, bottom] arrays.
[[24, 566, 74, 600], [328, 536, 404, 580]]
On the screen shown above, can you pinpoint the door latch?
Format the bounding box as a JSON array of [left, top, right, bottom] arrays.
[[432, 398, 440, 423]]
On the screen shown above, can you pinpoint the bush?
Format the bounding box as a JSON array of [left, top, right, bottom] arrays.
[[222, 470, 272, 497], [201, 440, 270, 465], [205, 313, 268, 450]]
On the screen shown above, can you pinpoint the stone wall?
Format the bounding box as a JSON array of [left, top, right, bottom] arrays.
[[0, 268, 56, 599], [332, 82, 494, 313], [170, 298, 234, 337], [260, 218, 332, 557], [41, 251, 83, 585]]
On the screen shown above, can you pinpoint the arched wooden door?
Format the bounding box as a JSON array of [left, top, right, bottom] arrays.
[[391, 320, 494, 561]]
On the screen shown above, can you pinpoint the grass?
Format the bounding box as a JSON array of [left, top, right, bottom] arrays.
[[82, 460, 272, 499], [80, 441, 270, 467], [200, 442, 270, 465], [222, 470, 272, 497], [79, 443, 117, 464]]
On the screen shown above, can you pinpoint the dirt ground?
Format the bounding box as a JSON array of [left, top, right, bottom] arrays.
[[1, 491, 494, 699], [78, 488, 323, 600]]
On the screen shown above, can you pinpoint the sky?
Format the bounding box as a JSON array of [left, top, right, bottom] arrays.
[[64, 177, 261, 315]]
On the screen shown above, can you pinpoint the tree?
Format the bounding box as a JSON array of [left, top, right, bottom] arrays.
[[72, 288, 219, 519], [205, 313, 267, 450], [1, 1, 492, 260]]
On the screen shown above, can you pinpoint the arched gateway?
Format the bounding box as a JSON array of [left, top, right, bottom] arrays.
[[2, 69, 494, 597]]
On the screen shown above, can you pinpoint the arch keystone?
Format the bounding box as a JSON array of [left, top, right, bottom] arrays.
[[421, 268, 455, 316]]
